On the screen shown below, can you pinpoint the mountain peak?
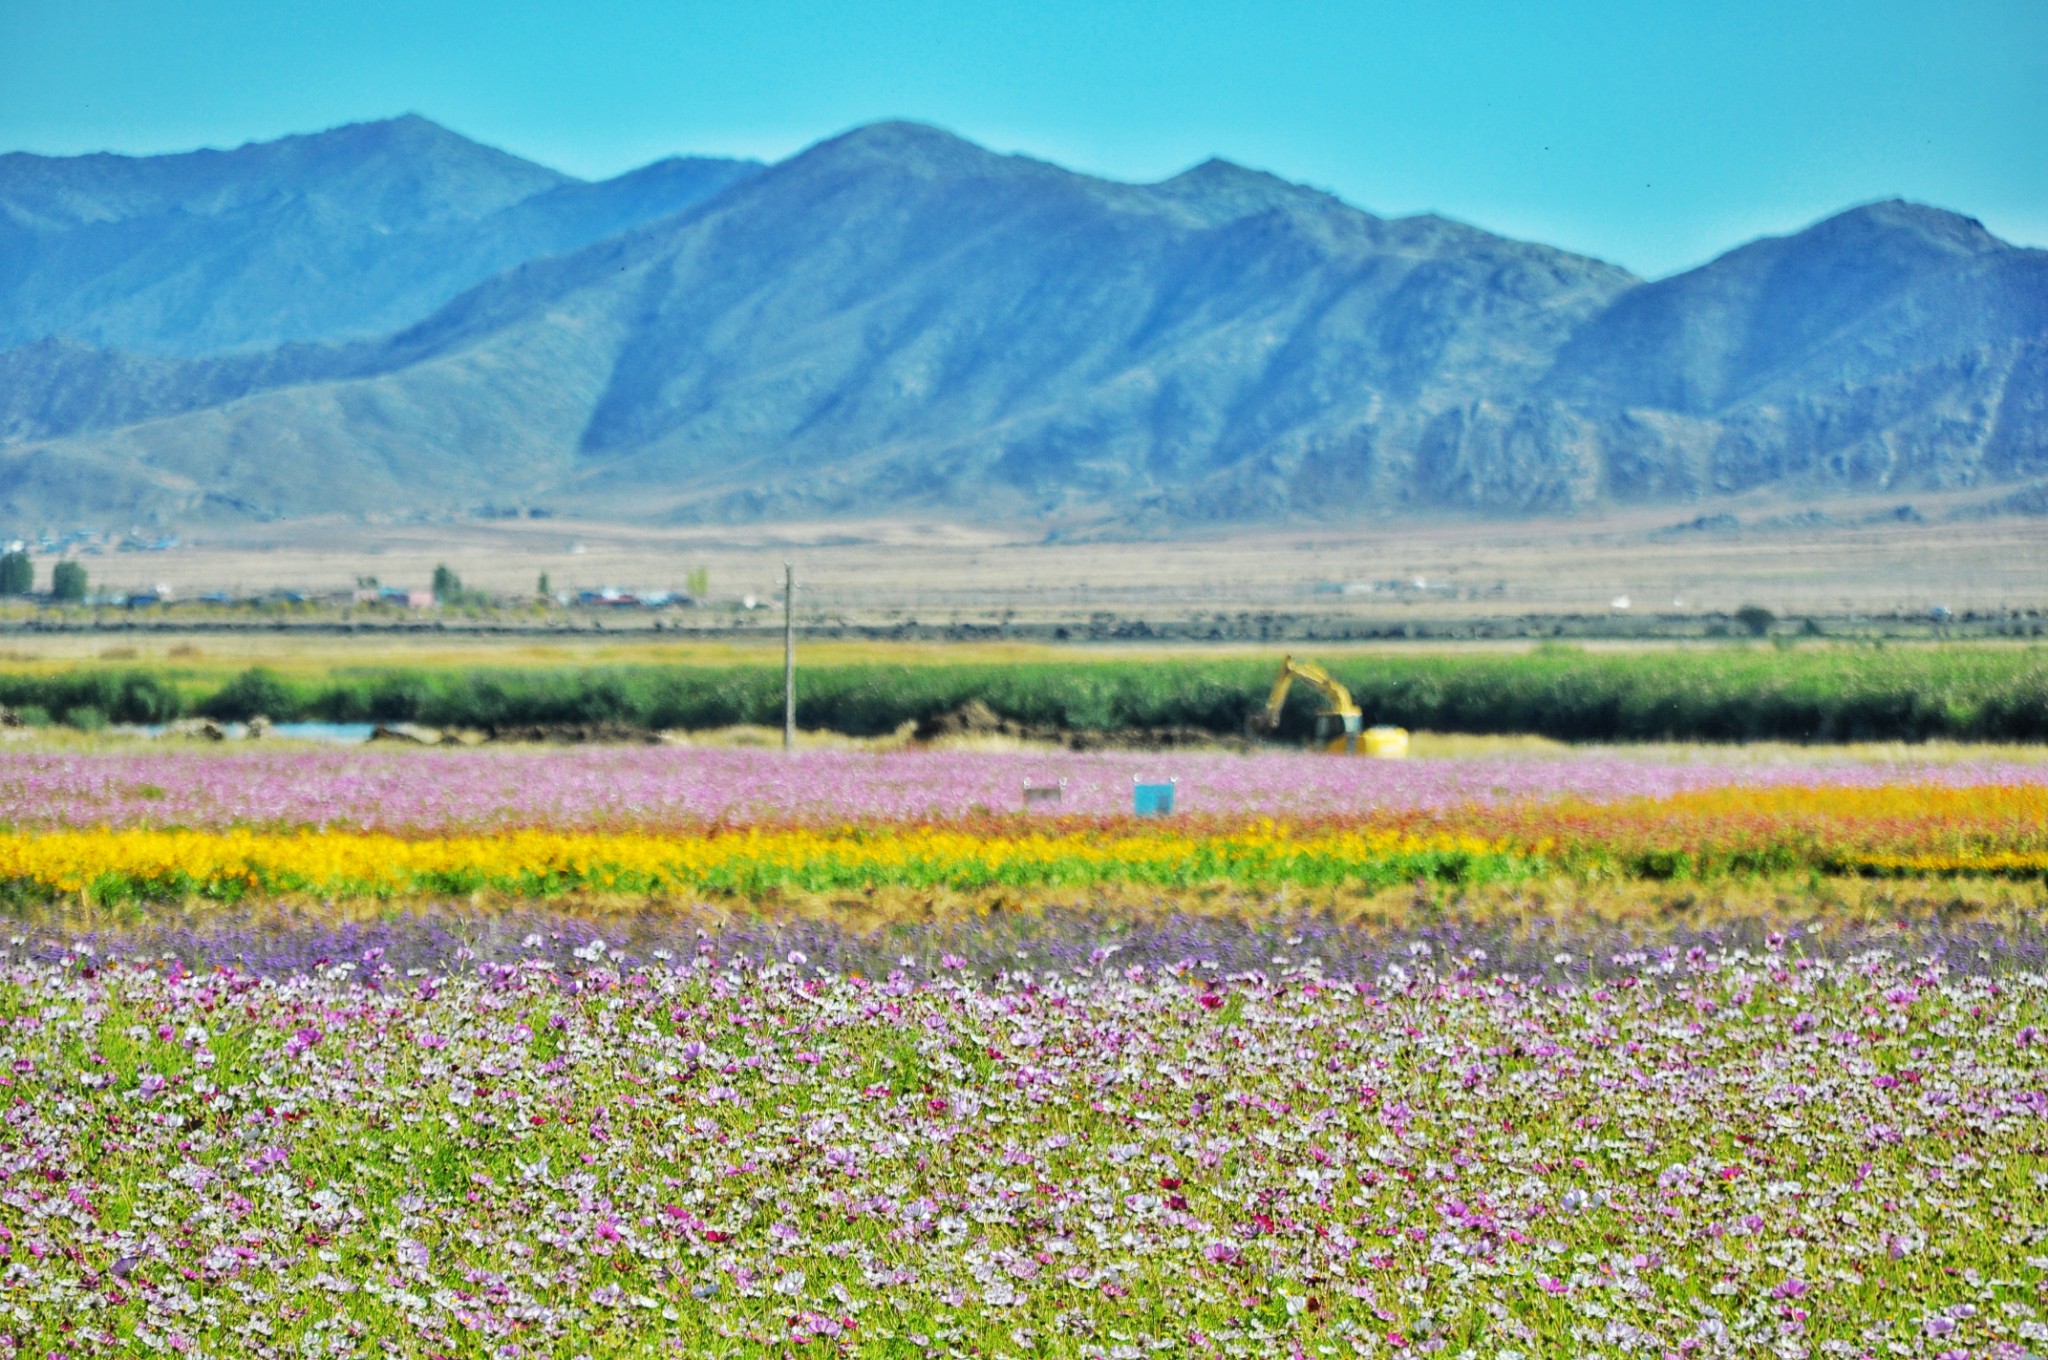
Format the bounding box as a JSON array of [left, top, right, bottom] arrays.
[[1803, 198, 2006, 255], [1165, 157, 1278, 186], [309, 112, 464, 148], [269, 114, 568, 182], [806, 121, 1007, 172], [833, 119, 968, 146], [321, 111, 444, 135], [1152, 157, 1357, 224]]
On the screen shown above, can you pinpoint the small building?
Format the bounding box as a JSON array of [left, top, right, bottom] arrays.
[[374, 586, 433, 609]]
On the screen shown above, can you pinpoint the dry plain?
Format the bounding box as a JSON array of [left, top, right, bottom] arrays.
[[39, 487, 2048, 636]]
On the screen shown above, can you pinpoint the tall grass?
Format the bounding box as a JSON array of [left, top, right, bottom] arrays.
[[5, 645, 2047, 742]]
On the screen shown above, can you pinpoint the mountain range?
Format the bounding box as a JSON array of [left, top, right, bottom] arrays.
[[0, 115, 2041, 529]]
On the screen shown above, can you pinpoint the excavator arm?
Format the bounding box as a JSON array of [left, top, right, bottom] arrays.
[[1247, 655, 1365, 749]]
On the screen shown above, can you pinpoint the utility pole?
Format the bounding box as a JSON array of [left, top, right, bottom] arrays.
[[782, 561, 796, 752]]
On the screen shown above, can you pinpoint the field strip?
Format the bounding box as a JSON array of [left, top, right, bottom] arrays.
[[1, 782, 2045, 903]]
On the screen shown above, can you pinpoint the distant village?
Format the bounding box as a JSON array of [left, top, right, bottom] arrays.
[[0, 529, 721, 614]]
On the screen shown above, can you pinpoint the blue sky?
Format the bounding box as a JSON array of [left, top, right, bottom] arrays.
[[1, 0, 2041, 277]]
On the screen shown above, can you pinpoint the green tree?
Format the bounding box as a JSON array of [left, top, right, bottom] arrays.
[[431, 563, 462, 604], [50, 560, 87, 603], [1734, 604, 1776, 637], [0, 551, 31, 596], [686, 566, 710, 598], [537, 572, 551, 599]]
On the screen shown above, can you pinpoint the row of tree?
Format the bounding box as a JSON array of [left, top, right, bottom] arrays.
[[0, 552, 86, 601]]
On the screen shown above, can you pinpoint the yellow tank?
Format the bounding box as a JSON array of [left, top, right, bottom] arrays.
[[1361, 725, 1410, 759]]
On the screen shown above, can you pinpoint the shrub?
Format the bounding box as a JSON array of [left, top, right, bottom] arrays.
[[0, 552, 31, 596]]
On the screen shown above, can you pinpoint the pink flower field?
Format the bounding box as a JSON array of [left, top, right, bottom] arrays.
[[3, 745, 2046, 829]]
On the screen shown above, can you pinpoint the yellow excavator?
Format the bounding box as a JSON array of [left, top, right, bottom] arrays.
[[1247, 655, 1409, 757]]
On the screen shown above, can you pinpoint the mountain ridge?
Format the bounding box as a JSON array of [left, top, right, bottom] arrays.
[[0, 115, 760, 356], [0, 118, 2040, 530]]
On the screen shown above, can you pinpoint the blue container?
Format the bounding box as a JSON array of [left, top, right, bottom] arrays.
[[1132, 779, 1177, 816]]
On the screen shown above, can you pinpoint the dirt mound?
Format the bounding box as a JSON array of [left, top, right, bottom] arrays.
[[1066, 725, 1252, 752], [911, 700, 1029, 742], [485, 722, 664, 745], [912, 703, 1252, 752]]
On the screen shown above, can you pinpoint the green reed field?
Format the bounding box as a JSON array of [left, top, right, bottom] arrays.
[[3, 640, 2047, 743]]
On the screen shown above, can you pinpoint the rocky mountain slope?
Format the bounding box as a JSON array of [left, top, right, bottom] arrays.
[[0, 119, 2040, 528], [1540, 200, 2048, 501], [0, 115, 758, 355]]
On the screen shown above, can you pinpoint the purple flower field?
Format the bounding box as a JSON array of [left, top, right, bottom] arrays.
[[4, 746, 2046, 828], [0, 926, 2041, 1357], [24, 896, 2048, 984]]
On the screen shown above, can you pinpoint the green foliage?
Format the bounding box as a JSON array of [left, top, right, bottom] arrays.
[[0, 670, 185, 725], [198, 667, 304, 720], [50, 559, 87, 602], [1735, 603, 1776, 636], [431, 563, 462, 603], [6, 645, 2048, 742], [0, 551, 31, 596], [686, 566, 710, 597]]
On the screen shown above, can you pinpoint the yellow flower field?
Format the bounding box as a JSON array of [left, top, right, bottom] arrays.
[[0, 821, 1523, 902]]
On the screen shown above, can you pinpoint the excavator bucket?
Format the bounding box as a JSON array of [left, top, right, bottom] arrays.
[[1312, 713, 1364, 743]]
